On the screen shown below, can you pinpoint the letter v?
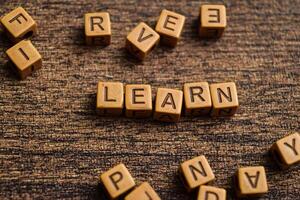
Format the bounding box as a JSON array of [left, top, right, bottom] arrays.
[[137, 27, 153, 42]]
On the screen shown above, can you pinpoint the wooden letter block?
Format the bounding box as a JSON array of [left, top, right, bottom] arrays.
[[179, 156, 215, 192], [235, 166, 268, 198], [183, 82, 212, 116], [97, 82, 124, 116], [155, 9, 185, 47], [125, 182, 161, 200], [197, 185, 226, 200], [210, 82, 239, 117], [270, 132, 300, 168], [125, 84, 152, 118], [100, 163, 136, 200], [126, 22, 160, 60], [85, 12, 111, 45], [6, 40, 42, 80], [153, 88, 183, 122], [199, 5, 226, 38], [1, 7, 37, 43]]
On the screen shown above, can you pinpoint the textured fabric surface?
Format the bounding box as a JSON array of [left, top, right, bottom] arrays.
[[0, 0, 299, 199]]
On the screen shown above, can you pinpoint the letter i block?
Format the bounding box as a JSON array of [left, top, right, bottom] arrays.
[[125, 182, 161, 200], [178, 156, 215, 192], [0, 7, 37, 43], [234, 166, 268, 198], [197, 185, 226, 200], [126, 22, 160, 60], [210, 82, 239, 117], [153, 88, 183, 122], [183, 82, 212, 116], [96, 82, 124, 116], [199, 4, 226, 38], [100, 164, 136, 200], [6, 40, 42, 80], [270, 132, 300, 168], [155, 9, 185, 47], [85, 12, 111, 45]]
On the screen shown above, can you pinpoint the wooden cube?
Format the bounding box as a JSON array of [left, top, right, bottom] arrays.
[[100, 163, 136, 200], [0, 7, 37, 43], [96, 82, 124, 116], [125, 84, 152, 118], [197, 185, 226, 200], [6, 40, 42, 80], [199, 4, 226, 38], [210, 82, 239, 117], [179, 156, 215, 192], [125, 182, 161, 200], [234, 166, 268, 198], [183, 82, 212, 116], [85, 12, 111, 45], [153, 88, 183, 122], [126, 22, 160, 60], [155, 9, 185, 47], [270, 132, 300, 168]]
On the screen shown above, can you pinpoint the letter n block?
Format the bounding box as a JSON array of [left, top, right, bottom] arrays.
[[6, 40, 42, 80], [126, 22, 160, 60], [125, 182, 161, 200], [197, 185, 226, 200], [210, 82, 239, 117], [234, 166, 268, 198], [270, 132, 300, 168], [155, 9, 185, 47], [96, 82, 124, 116], [153, 88, 183, 122], [178, 156, 215, 192], [85, 12, 111, 45], [199, 4, 226, 38], [0, 7, 37, 43]]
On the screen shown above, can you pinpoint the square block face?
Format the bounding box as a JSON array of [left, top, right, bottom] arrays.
[[97, 82, 124, 116], [153, 88, 183, 122], [155, 9, 185, 47], [125, 182, 161, 200], [125, 84, 152, 118], [6, 40, 42, 80], [236, 166, 268, 197], [198, 185, 226, 200], [1, 7, 37, 42], [199, 5, 226, 38], [183, 82, 212, 116], [126, 22, 160, 60], [100, 164, 136, 200], [85, 12, 111, 45], [179, 156, 215, 192], [210, 82, 239, 117]]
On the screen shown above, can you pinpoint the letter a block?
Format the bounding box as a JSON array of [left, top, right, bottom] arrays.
[[199, 5, 226, 38], [85, 12, 111, 45], [179, 156, 215, 192], [197, 185, 226, 200], [100, 163, 136, 200], [210, 82, 239, 117], [235, 166, 268, 198], [97, 82, 124, 116], [6, 40, 42, 80], [126, 22, 160, 60], [125, 182, 161, 200], [1, 7, 37, 43], [270, 132, 300, 168]]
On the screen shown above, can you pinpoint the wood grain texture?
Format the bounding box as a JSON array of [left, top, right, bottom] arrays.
[[0, 0, 299, 199]]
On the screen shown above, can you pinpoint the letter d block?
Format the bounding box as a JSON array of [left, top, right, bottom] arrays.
[[97, 82, 124, 116], [125, 182, 161, 200], [126, 22, 160, 60], [1, 7, 37, 43], [85, 12, 111, 45], [197, 185, 226, 200], [178, 156, 215, 192], [100, 163, 136, 200]]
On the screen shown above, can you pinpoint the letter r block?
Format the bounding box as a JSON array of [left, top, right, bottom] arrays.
[[125, 182, 161, 200], [197, 185, 226, 200]]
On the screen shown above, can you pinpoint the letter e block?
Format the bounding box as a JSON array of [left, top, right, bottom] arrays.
[[125, 182, 161, 200], [197, 185, 226, 200]]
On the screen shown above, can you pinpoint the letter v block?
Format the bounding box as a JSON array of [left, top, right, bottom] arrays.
[[197, 185, 226, 200], [125, 182, 161, 200], [179, 156, 215, 192], [100, 163, 136, 200], [126, 22, 160, 60]]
